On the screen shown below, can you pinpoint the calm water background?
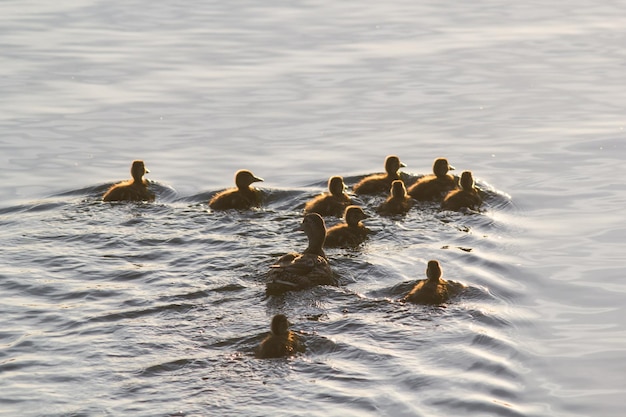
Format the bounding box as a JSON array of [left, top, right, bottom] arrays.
[[1, 1, 625, 416]]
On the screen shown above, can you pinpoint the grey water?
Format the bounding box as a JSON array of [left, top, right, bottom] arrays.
[[1, 1, 625, 416]]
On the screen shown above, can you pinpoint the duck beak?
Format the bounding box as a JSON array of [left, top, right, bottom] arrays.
[[448, 165, 455, 171], [253, 176, 264, 183], [400, 162, 406, 168], [145, 168, 150, 173]]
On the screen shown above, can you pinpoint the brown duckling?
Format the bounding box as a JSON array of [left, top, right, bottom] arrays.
[[324, 205, 369, 248], [304, 176, 352, 217], [266, 213, 336, 294], [377, 180, 413, 216], [209, 169, 264, 210], [353, 155, 406, 195], [402, 260, 464, 305], [102, 160, 155, 202], [255, 314, 305, 359], [407, 157, 456, 201], [441, 170, 482, 211]]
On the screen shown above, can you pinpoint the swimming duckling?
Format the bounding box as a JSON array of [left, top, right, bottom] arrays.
[[102, 160, 155, 202], [377, 180, 413, 216], [324, 205, 369, 248], [402, 260, 463, 305], [266, 213, 336, 294], [209, 169, 264, 210], [407, 157, 456, 201], [442, 170, 482, 211], [353, 155, 406, 195], [256, 314, 305, 359], [304, 176, 352, 217]]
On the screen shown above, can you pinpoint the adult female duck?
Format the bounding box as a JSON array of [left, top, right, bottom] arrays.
[[209, 169, 264, 210], [102, 160, 155, 202], [324, 205, 369, 248], [266, 213, 337, 294], [304, 176, 352, 217], [407, 157, 456, 201], [255, 314, 305, 359], [441, 170, 482, 211], [353, 155, 406, 195]]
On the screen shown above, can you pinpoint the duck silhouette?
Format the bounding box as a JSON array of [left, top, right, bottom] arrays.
[[402, 260, 463, 305], [102, 160, 155, 202], [407, 158, 456, 201], [441, 170, 482, 211], [353, 155, 406, 195], [377, 180, 413, 216], [324, 205, 369, 248], [255, 314, 305, 359], [209, 169, 264, 210], [304, 176, 352, 217]]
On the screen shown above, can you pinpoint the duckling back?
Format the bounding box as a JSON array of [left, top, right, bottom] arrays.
[[378, 180, 413, 215], [402, 260, 464, 305], [256, 314, 305, 359], [441, 171, 482, 211]]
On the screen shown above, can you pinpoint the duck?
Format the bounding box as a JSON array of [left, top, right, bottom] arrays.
[[407, 157, 456, 201], [402, 260, 463, 305], [255, 314, 305, 359], [266, 213, 337, 295], [441, 170, 482, 211], [324, 205, 369, 248], [209, 169, 264, 210], [304, 176, 352, 217], [377, 180, 413, 216], [353, 155, 406, 195], [102, 160, 155, 202]]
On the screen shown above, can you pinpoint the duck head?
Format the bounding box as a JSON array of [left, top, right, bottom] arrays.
[[426, 260, 443, 283], [433, 158, 454, 178], [235, 169, 264, 189], [459, 170, 475, 191], [344, 205, 367, 227], [390, 180, 408, 199], [130, 160, 149, 182], [384, 155, 406, 176], [299, 213, 327, 255], [270, 314, 290, 336], [328, 176, 346, 197]]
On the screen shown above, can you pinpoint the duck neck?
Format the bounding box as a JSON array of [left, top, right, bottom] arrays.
[[304, 235, 326, 258]]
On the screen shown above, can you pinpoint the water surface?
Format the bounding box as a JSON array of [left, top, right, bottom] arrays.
[[1, 1, 625, 416]]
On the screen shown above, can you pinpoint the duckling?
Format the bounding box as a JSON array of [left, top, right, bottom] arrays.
[[304, 176, 352, 217], [402, 260, 463, 305], [324, 205, 369, 248], [377, 180, 413, 216], [266, 213, 336, 294], [353, 155, 406, 195], [407, 157, 456, 201], [102, 160, 155, 202], [441, 170, 482, 211], [256, 314, 305, 359], [209, 169, 264, 210]]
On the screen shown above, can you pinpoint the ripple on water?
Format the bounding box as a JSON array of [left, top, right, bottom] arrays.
[[0, 176, 538, 416]]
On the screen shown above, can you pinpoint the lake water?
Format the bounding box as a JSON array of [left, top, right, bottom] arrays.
[[1, 1, 625, 416]]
